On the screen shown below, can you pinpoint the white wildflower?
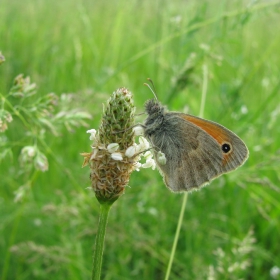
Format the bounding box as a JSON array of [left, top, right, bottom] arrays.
[[21, 146, 36, 158], [107, 143, 119, 153], [90, 148, 98, 160], [34, 151, 48, 172], [270, 266, 280, 279], [33, 218, 42, 227], [138, 136, 150, 152], [134, 162, 142, 171], [142, 158, 156, 170], [240, 105, 248, 114], [125, 145, 137, 158], [14, 185, 27, 203], [135, 144, 142, 154], [148, 207, 158, 216], [87, 129, 97, 141], [143, 151, 153, 160], [157, 151, 167, 165], [111, 152, 123, 161], [133, 126, 144, 136]]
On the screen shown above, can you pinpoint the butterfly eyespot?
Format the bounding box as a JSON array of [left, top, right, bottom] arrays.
[[221, 143, 231, 153]]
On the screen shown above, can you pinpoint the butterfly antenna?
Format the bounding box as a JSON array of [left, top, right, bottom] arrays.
[[144, 78, 158, 100]]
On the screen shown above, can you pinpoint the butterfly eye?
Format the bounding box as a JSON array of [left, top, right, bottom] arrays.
[[221, 143, 231, 154]]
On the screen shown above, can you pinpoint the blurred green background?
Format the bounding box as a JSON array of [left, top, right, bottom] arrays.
[[1, 0, 280, 279]]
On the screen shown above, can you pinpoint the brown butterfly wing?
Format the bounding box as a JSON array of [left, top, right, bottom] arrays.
[[150, 113, 248, 192], [181, 114, 249, 171]]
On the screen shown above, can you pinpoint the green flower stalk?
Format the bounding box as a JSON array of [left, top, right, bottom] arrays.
[[82, 88, 148, 280]]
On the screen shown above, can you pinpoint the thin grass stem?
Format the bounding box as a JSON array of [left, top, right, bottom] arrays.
[[164, 193, 188, 280], [199, 64, 208, 119]]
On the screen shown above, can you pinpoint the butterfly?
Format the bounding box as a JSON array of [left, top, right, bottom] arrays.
[[143, 99, 249, 192]]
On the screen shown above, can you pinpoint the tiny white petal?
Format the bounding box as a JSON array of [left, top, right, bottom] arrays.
[[133, 126, 144, 136], [138, 136, 150, 151], [143, 151, 153, 160], [134, 162, 142, 171], [34, 151, 49, 172], [87, 129, 96, 134], [142, 158, 156, 169], [141, 162, 151, 168], [111, 152, 123, 161], [157, 151, 167, 165], [241, 105, 248, 114], [90, 148, 98, 160], [107, 143, 119, 153], [26, 147, 36, 157], [87, 129, 97, 140], [21, 146, 36, 158], [135, 144, 142, 154], [125, 145, 136, 158], [270, 266, 280, 278]]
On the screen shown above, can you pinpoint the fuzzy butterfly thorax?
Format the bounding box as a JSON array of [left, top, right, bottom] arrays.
[[144, 99, 166, 136]]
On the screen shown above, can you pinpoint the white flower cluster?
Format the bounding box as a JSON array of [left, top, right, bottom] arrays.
[[19, 145, 49, 172], [86, 126, 166, 171]]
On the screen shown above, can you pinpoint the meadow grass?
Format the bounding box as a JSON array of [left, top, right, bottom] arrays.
[[1, 0, 280, 279]]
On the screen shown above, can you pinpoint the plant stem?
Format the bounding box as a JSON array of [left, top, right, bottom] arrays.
[[164, 193, 188, 280], [199, 64, 208, 119], [92, 202, 112, 280]]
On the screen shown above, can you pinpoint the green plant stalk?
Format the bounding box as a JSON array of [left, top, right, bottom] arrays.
[[92, 202, 112, 280], [164, 64, 208, 280], [164, 193, 188, 280]]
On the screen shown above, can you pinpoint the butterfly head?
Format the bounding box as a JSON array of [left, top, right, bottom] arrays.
[[145, 99, 165, 116], [144, 99, 166, 136]]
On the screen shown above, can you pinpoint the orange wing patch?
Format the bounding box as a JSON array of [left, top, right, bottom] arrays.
[[180, 114, 233, 166], [181, 114, 231, 144]]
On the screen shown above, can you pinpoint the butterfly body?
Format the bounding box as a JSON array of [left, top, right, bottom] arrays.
[[144, 99, 249, 192]]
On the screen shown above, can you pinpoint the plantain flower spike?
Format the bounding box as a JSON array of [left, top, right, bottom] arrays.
[[82, 88, 139, 204]]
